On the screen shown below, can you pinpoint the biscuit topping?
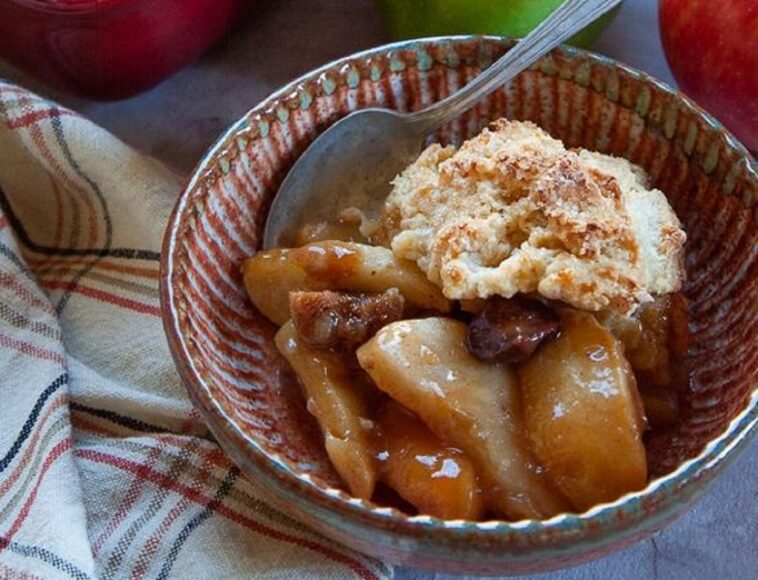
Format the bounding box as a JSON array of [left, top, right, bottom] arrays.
[[383, 120, 686, 315]]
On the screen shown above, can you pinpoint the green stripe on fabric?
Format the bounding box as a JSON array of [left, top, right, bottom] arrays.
[[102, 438, 202, 578], [0, 413, 70, 523], [155, 468, 240, 580], [71, 403, 170, 435], [98, 437, 316, 534], [86, 435, 391, 577], [4, 541, 92, 580], [0, 302, 61, 341], [0, 99, 26, 113], [48, 113, 112, 316], [0, 374, 68, 473], [0, 186, 159, 260]]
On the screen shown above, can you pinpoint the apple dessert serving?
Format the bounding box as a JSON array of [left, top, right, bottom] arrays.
[[242, 120, 689, 520]]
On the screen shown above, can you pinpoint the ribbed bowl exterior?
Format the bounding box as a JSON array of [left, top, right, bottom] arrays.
[[160, 37, 757, 575]]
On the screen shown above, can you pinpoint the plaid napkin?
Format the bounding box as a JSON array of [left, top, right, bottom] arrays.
[[0, 81, 391, 580]]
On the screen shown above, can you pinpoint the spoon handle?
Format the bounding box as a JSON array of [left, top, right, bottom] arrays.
[[408, 0, 624, 135]]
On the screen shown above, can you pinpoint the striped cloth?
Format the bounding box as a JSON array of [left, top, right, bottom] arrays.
[[0, 82, 391, 580]]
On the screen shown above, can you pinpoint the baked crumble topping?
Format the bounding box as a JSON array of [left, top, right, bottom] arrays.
[[383, 120, 686, 315]]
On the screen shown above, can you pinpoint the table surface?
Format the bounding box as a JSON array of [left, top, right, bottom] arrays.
[[1, 1, 755, 579]]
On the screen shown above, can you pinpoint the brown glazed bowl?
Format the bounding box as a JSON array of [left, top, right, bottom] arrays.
[[160, 37, 757, 575]]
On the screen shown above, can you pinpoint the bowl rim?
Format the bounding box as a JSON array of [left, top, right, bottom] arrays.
[[161, 34, 757, 548]]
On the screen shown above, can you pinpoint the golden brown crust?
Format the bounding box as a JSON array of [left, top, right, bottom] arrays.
[[383, 120, 686, 315]]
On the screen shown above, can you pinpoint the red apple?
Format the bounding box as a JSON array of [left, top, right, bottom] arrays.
[[659, 0, 757, 153]]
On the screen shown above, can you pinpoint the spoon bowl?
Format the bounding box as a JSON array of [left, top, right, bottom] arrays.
[[263, 109, 421, 248], [262, 0, 624, 248]]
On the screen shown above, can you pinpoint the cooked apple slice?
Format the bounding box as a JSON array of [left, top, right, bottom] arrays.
[[376, 401, 484, 520], [357, 317, 569, 520], [519, 310, 648, 511], [275, 321, 377, 498], [243, 241, 450, 325], [597, 293, 690, 389], [243, 250, 311, 324]]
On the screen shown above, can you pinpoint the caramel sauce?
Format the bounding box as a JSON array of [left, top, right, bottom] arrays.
[[260, 218, 691, 520], [373, 401, 485, 520], [275, 289, 690, 518], [290, 242, 361, 286]]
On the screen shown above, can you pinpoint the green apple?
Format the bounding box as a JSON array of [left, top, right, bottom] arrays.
[[376, 0, 621, 48]]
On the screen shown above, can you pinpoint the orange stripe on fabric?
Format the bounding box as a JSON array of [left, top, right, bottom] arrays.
[[0, 396, 68, 499], [129, 444, 222, 578], [6, 108, 75, 130], [0, 438, 72, 546], [35, 268, 157, 302], [25, 254, 159, 281], [51, 178, 65, 247], [72, 431, 383, 574], [0, 271, 55, 315], [19, 96, 99, 247], [70, 414, 120, 438], [19, 100, 87, 247], [0, 563, 44, 580], [0, 333, 64, 364], [41, 281, 160, 317], [91, 441, 169, 556], [102, 434, 235, 473], [77, 449, 380, 580]]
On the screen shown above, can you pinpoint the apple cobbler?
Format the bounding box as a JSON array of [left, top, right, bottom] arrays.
[[242, 120, 689, 521]]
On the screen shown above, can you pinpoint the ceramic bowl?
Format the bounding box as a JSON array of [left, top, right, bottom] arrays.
[[160, 36, 757, 575]]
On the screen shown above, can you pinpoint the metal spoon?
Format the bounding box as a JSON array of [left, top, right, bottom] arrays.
[[263, 0, 623, 249]]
